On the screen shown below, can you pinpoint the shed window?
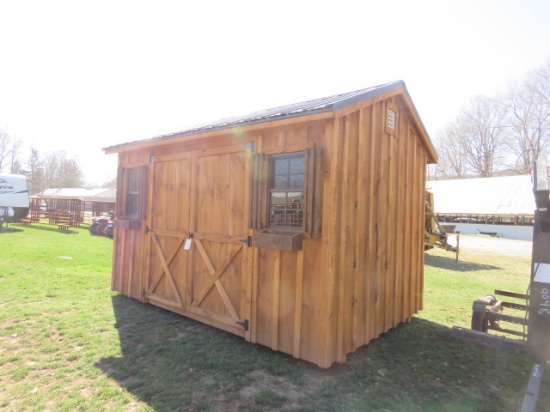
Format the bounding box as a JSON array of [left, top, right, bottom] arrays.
[[268, 153, 305, 228], [117, 165, 147, 220], [126, 168, 142, 217]]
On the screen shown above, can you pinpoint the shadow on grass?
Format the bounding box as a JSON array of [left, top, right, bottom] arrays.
[[9, 222, 80, 235], [97, 295, 547, 412], [0, 227, 24, 233], [425, 253, 502, 272]]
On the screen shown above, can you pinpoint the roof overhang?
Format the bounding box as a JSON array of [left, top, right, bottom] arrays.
[[104, 81, 437, 163]]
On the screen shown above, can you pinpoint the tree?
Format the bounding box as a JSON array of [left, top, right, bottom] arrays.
[[434, 96, 507, 178], [0, 129, 11, 172], [40, 150, 85, 189], [460, 95, 507, 177], [9, 138, 23, 174], [25, 147, 44, 195], [102, 176, 118, 189], [502, 62, 550, 173], [57, 158, 84, 187], [433, 121, 470, 179]]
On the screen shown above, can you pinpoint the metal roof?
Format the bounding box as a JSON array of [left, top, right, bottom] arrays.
[[105, 80, 432, 152], [36, 188, 116, 201], [426, 175, 536, 217]]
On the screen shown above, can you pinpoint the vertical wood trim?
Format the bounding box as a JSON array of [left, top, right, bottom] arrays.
[[186, 152, 199, 297], [249, 153, 265, 229], [188, 153, 199, 233], [338, 114, 354, 362], [293, 250, 305, 358], [410, 140, 419, 314], [354, 107, 368, 349], [402, 128, 412, 320], [249, 153, 256, 228], [385, 99, 398, 330], [144, 162, 155, 302], [250, 245, 259, 343], [305, 148, 315, 234], [139, 165, 148, 220], [312, 147, 324, 235], [272, 249, 282, 350], [127, 232, 135, 297], [259, 154, 269, 229], [394, 113, 406, 326], [336, 115, 349, 361], [323, 117, 343, 367], [116, 166, 124, 217], [116, 233, 126, 293], [375, 100, 388, 337], [242, 147, 254, 335], [365, 104, 377, 342], [419, 150, 427, 311], [242, 229, 254, 342]]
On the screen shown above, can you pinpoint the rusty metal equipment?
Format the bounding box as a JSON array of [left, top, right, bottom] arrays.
[[452, 159, 550, 411]]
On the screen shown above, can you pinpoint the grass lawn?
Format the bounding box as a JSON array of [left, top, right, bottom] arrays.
[[0, 224, 548, 411]]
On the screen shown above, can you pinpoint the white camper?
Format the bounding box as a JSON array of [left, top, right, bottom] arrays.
[[0, 174, 30, 223]]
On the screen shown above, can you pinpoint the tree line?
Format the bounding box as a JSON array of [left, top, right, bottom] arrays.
[[430, 60, 550, 179], [0, 132, 85, 195]]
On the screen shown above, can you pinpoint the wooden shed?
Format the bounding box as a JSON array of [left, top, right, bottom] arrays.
[[104, 81, 437, 368]]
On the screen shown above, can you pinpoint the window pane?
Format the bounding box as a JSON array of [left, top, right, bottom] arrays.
[[286, 209, 303, 227], [270, 192, 287, 206], [289, 157, 304, 174], [128, 168, 140, 192], [289, 174, 304, 189], [287, 192, 303, 206], [126, 194, 139, 217], [274, 175, 288, 189], [268, 152, 306, 229], [269, 192, 287, 226], [274, 158, 289, 175]]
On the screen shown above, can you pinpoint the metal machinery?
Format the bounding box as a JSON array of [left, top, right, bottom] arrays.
[[425, 191, 458, 254], [452, 159, 550, 411]]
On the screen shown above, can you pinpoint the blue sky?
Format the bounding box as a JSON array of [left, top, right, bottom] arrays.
[[1, 0, 549, 184]]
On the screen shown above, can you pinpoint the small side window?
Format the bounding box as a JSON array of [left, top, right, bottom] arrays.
[[268, 153, 305, 229], [117, 166, 147, 220], [125, 168, 142, 218]]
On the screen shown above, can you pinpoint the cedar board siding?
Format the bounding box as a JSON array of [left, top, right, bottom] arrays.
[[109, 91, 432, 368]]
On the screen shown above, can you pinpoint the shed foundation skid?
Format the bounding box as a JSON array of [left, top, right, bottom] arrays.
[[105, 81, 437, 367]]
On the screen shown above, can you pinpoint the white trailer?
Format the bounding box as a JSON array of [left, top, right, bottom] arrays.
[[0, 174, 30, 223]]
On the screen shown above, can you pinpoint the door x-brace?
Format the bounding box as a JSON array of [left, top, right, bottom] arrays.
[[191, 239, 242, 322], [148, 232, 186, 308]]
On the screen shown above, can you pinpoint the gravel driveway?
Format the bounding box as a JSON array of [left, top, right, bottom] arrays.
[[446, 234, 533, 258]]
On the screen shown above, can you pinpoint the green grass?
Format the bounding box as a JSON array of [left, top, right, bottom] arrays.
[[0, 225, 548, 411]]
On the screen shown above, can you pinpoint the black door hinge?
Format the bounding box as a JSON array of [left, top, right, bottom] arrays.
[[236, 319, 249, 331], [239, 236, 252, 247]]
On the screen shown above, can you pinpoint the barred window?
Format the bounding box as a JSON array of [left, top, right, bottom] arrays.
[[268, 153, 305, 228]]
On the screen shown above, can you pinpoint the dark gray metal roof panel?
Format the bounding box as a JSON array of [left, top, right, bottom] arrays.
[[105, 80, 416, 152]]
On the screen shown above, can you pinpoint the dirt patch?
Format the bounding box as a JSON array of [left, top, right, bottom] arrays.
[[449, 234, 532, 258], [182, 368, 330, 412]]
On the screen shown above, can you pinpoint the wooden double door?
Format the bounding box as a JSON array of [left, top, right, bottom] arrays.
[[144, 144, 252, 337]]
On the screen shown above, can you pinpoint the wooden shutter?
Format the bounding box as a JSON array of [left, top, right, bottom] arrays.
[[249, 153, 267, 229], [305, 147, 323, 235]]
